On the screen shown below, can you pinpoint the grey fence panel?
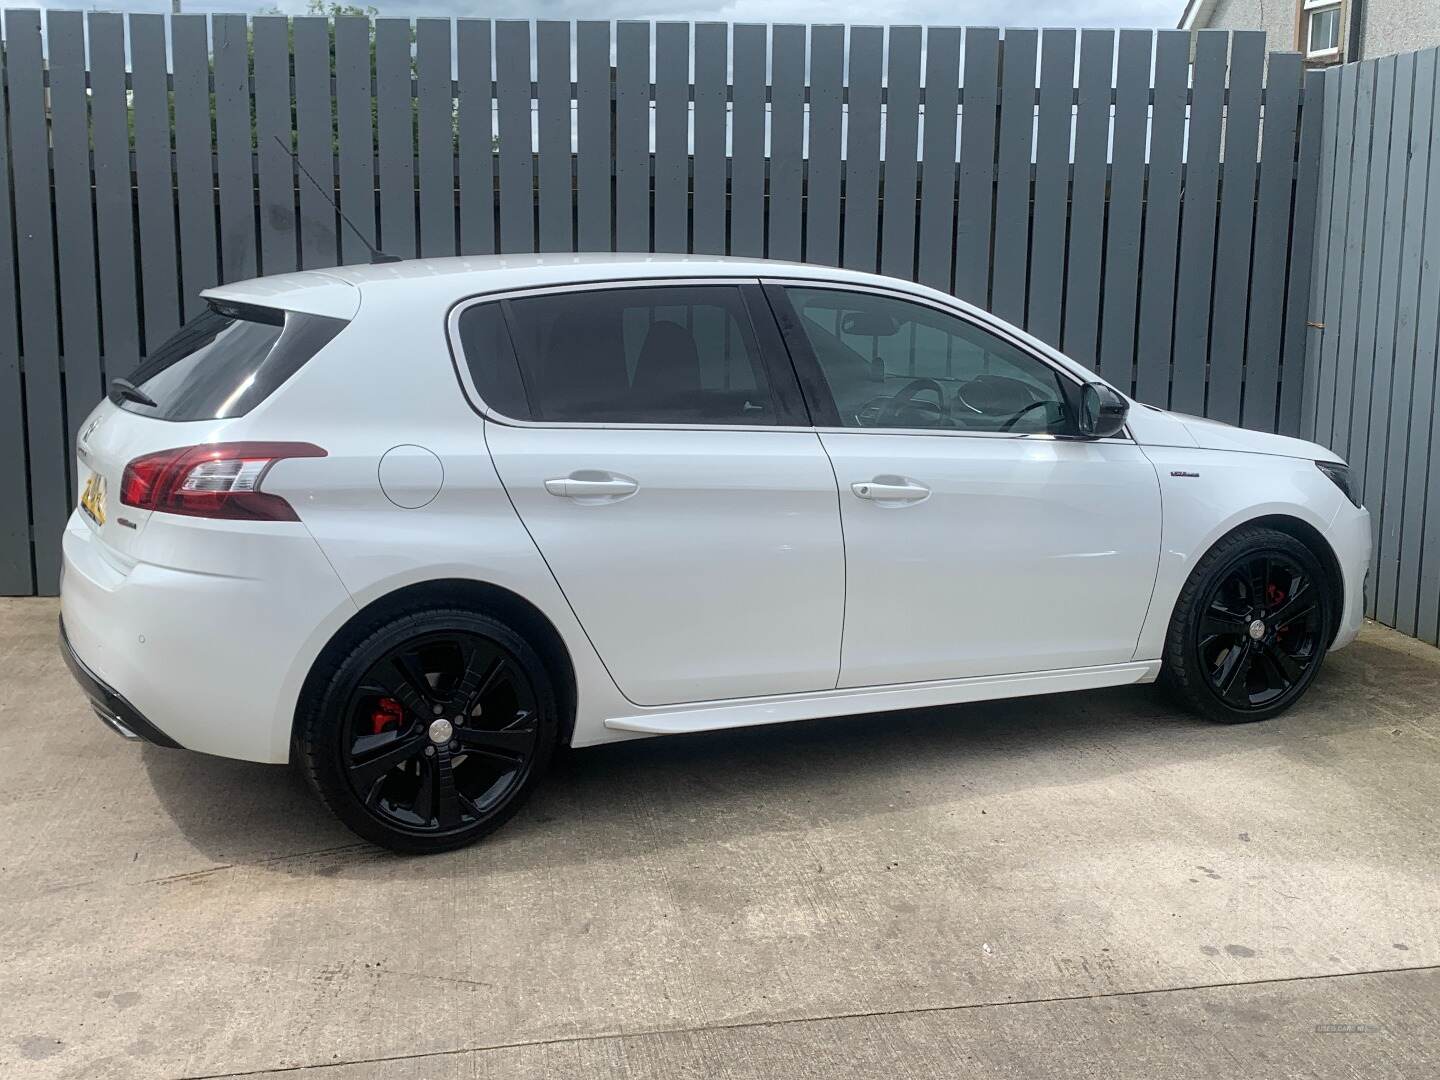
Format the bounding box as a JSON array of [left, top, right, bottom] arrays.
[[132, 14, 182, 348], [991, 28, 1037, 327], [916, 28, 960, 291], [1393, 50, 1439, 635], [807, 25, 845, 267], [212, 14, 253, 277], [0, 45, 28, 595], [294, 18, 339, 268], [1169, 32, 1228, 416], [1241, 52, 1302, 432], [1027, 29, 1075, 346], [842, 27, 883, 273], [1299, 69, 1342, 441], [730, 25, 768, 259], [90, 13, 143, 370], [172, 14, 220, 312], [254, 17, 298, 276], [419, 19, 460, 258], [1310, 63, 1359, 447], [536, 21, 574, 254], [336, 16, 381, 263], [880, 27, 921, 280], [693, 24, 729, 256], [1278, 68, 1325, 438], [953, 27, 999, 306], [1096, 29, 1151, 391], [769, 26, 806, 261], [1062, 29, 1115, 369], [378, 19, 419, 257], [47, 10, 103, 451], [615, 22, 651, 252], [654, 23, 690, 254], [4, 9, 65, 593], [1134, 30, 1190, 406], [460, 22, 501, 259], [576, 22, 612, 253], [495, 21, 535, 254]]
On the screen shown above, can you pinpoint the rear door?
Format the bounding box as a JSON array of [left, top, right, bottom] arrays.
[[455, 281, 845, 707]]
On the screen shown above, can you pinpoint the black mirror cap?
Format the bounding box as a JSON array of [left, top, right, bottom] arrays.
[[1078, 382, 1129, 439]]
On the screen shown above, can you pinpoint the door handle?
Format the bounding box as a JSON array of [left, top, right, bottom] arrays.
[[851, 478, 930, 503], [544, 474, 639, 499]]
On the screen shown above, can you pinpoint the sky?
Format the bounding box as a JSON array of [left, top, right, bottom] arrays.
[[48, 1, 1184, 30]]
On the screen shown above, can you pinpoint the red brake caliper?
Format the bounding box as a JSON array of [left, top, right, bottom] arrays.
[[1267, 583, 1288, 637], [369, 697, 404, 735]]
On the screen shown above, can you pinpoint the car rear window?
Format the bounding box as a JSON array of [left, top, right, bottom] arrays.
[[114, 301, 347, 421]]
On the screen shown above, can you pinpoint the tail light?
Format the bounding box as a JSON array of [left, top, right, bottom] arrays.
[[120, 442, 326, 521]]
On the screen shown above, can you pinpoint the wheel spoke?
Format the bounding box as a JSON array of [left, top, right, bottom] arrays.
[[452, 646, 508, 708], [455, 719, 537, 764], [1248, 556, 1271, 611], [1215, 644, 1253, 706], [1271, 581, 1317, 628], [431, 749, 461, 827], [1201, 604, 1248, 642], [348, 730, 426, 789], [1258, 641, 1304, 687]]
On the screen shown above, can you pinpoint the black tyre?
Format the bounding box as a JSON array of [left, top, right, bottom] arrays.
[[299, 608, 557, 854], [1161, 526, 1335, 723]]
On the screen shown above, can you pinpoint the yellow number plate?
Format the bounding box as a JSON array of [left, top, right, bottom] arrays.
[[79, 472, 107, 526]]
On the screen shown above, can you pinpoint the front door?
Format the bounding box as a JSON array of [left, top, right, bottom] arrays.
[[461, 281, 845, 707], [772, 283, 1161, 687]]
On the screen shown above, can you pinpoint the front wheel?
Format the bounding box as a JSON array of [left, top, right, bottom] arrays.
[[1162, 526, 1335, 723], [299, 608, 557, 853]]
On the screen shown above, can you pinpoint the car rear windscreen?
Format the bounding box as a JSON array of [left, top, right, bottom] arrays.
[[113, 301, 347, 421]]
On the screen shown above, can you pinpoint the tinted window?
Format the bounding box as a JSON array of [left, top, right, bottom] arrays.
[[785, 287, 1074, 434], [456, 302, 530, 420], [118, 302, 346, 421], [498, 286, 777, 424]]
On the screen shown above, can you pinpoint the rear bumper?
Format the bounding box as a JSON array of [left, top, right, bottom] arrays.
[[60, 617, 182, 748]]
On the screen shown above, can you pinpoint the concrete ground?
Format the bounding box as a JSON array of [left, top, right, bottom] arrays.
[[1, 597, 1437, 1080]]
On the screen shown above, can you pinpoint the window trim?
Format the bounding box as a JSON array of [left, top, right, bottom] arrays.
[[444, 277, 812, 432], [761, 278, 1133, 443], [1299, 0, 1343, 59]]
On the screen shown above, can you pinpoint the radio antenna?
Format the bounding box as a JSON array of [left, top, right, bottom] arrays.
[[273, 135, 402, 265]]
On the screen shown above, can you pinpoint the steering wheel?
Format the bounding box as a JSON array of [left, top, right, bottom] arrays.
[[877, 378, 949, 427], [998, 399, 1054, 432]]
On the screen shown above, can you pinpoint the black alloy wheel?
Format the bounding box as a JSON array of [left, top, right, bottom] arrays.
[[1162, 526, 1334, 723], [301, 609, 556, 853]]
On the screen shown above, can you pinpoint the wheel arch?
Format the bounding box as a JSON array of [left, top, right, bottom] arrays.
[[292, 578, 578, 753]]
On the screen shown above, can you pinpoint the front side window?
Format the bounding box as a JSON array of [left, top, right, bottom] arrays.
[[784, 287, 1074, 435], [472, 285, 778, 425]]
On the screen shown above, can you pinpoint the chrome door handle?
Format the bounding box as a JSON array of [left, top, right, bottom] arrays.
[[851, 478, 930, 503], [544, 475, 639, 499]]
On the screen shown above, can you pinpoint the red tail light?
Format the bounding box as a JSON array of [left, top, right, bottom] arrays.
[[120, 442, 326, 521]]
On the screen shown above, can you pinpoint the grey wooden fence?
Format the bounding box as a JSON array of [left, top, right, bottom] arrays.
[[1302, 47, 1440, 646], [0, 14, 1322, 596]]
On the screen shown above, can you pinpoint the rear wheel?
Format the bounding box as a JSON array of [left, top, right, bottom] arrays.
[[1162, 526, 1334, 723], [300, 609, 556, 853]]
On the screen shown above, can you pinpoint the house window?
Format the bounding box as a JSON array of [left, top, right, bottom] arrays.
[[1303, 0, 1343, 60]]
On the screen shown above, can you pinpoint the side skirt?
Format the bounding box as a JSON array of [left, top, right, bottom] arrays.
[[602, 660, 1163, 736]]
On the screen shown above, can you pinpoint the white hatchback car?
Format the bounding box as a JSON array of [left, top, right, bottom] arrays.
[[60, 255, 1370, 852]]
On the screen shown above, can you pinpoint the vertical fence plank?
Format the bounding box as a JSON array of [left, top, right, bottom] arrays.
[[1394, 50, 1439, 636], [1095, 30, 1152, 391], [1205, 31, 1265, 422], [1310, 64, 1358, 447], [576, 21, 612, 252], [917, 27, 961, 291], [654, 23, 690, 253], [991, 28, 1037, 326], [417, 19, 458, 258], [47, 10, 103, 446], [693, 23, 730, 256], [377, 18, 419, 257], [1278, 70, 1326, 438], [770, 25, 806, 261], [880, 26, 922, 280], [1134, 31, 1189, 405], [1411, 56, 1440, 641], [335, 17, 379, 264], [1061, 29, 1114, 369], [172, 14, 220, 311], [1169, 32, 1229, 416], [807, 25, 845, 267], [253, 17, 298, 276], [1299, 70, 1342, 440], [954, 27, 999, 306], [130, 14, 182, 350], [842, 27, 883, 272], [4, 9, 64, 592], [731, 25, 768, 259], [536, 21, 573, 254], [213, 14, 257, 282], [1241, 51, 1302, 433], [0, 50, 28, 593], [456, 19, 495, 257], [615, 22, 651, 252], [1026, 28, 1075, 345], [294, 18, 338, 269]]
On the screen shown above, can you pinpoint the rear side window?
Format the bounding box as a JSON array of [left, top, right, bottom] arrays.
[[460, 285, 779, 425], [115, 302, 346, 421]]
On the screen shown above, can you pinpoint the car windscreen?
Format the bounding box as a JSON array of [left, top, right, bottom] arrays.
[[113, 302, 347, 421]]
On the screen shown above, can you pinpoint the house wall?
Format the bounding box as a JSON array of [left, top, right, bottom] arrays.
[[1194, 0, 1440, 60]]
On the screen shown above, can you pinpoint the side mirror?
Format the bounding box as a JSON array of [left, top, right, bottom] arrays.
[[1078, 382, 1129, 439]]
